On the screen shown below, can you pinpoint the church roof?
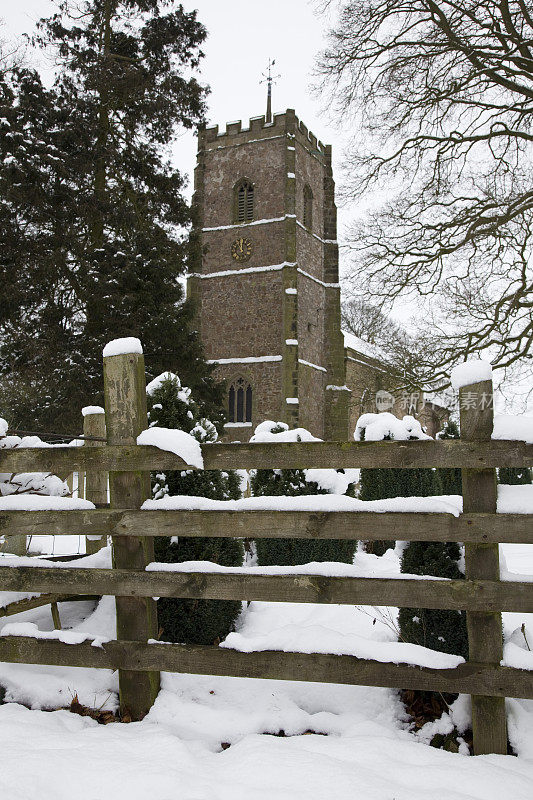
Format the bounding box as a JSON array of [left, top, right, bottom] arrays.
[[342, 329, 389, 365]]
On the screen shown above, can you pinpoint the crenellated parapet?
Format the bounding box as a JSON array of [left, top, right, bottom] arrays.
[[198, 110, 328, 158]]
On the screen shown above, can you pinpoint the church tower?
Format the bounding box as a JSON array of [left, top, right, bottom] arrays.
[[188, 109, 350, 441]]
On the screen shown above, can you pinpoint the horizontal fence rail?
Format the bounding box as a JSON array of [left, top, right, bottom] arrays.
[[1, 566, 533, 613], [0, 510, 532, 544], [1, 439, 532, 474], [1, 350, 531, 756], [1, 636, 532, 700]]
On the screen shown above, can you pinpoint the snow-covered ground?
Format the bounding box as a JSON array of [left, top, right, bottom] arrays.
[[1, 540, 533, 799]]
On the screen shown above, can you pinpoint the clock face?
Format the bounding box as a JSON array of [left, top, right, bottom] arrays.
[[231, 237, 253, 262]]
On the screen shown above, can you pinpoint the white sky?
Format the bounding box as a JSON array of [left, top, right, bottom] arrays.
[[2, 2, 343, 202], [2, 1, 364, 299], [3, 1, 360, 280]]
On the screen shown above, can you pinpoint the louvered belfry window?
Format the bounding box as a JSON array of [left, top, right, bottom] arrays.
[[236, 180, 254, 223], [229, 378, 252, 423]]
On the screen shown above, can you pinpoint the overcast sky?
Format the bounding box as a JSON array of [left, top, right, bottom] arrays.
[[2, 2, 343, 200], [3, 0, 364, 291]]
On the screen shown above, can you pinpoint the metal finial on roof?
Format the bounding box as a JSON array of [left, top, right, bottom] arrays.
[[260, 58, 281, 123]]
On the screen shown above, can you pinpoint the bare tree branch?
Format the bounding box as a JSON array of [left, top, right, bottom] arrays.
[[318, 1, 533, 388]]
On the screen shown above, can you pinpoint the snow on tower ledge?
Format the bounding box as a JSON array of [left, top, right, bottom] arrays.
[[102, 337, 143, 358], [450, 359, 492, 390]]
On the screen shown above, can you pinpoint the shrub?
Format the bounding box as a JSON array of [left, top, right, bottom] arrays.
[[251, 421, 357, 566], [398, 540, 468, 659], [356, 413, 441, 554], [436, 420, 462, 495], [147, 373, 243, 645], [498, 466, 532, 485]]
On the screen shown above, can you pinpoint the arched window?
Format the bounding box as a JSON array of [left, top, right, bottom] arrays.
[[303, 184, 313, 230], [234, 179, 254, 223], [229, 377, 252, 423]]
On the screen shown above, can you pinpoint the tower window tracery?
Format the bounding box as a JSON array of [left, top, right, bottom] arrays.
[[229, 378, 253, 423]]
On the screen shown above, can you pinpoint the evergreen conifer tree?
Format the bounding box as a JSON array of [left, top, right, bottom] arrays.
[[398, 536, 468, 737], [360, 466, 440, 500], [0, 67, 85, 429], [0, 1, 220, 432], [251, 423, 357, 566], [146, 373, 243, 645]]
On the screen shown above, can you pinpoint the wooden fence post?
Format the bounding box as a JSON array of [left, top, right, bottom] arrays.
[[103, 342, 160, 720], [0, 438, 26, 555], [83, 407, 107, 555], [0, 531, 26, 557], [460, 378, 507, 755]]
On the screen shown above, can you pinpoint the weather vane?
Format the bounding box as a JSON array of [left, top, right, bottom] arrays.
[[260, 58, 281, 123]]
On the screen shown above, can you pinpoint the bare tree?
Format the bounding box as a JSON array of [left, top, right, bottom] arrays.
[[0, 21, 26, 78], [341, 295, 427, 385], [318, 0, 533, 388], [341, 297, 389, 346]]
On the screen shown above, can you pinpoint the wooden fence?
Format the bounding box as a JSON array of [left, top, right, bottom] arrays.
[[0, 347, 532, 757]]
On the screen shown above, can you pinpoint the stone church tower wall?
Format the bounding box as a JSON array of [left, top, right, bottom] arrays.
[[188, 110, 350, 441]]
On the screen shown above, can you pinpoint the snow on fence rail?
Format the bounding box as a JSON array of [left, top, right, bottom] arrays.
[[0, 340, 531, 757]]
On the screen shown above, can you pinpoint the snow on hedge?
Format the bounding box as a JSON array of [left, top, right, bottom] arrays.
[[0, 474, 70, 499], [137, 427, 203, 469], [354, 413, 432, 442], [146, 372, 191, 404], [250, 421, 358, 495], [304, 468, 360, 495], [0, 420, 74, 502], [250, 420, 321, 443], [102, 336, 143, 357]]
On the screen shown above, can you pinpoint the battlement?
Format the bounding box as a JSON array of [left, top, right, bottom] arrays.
[[199, 109, 328, 157]]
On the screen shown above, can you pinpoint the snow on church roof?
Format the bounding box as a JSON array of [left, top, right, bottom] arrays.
[[342, 329, 389, 364]]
